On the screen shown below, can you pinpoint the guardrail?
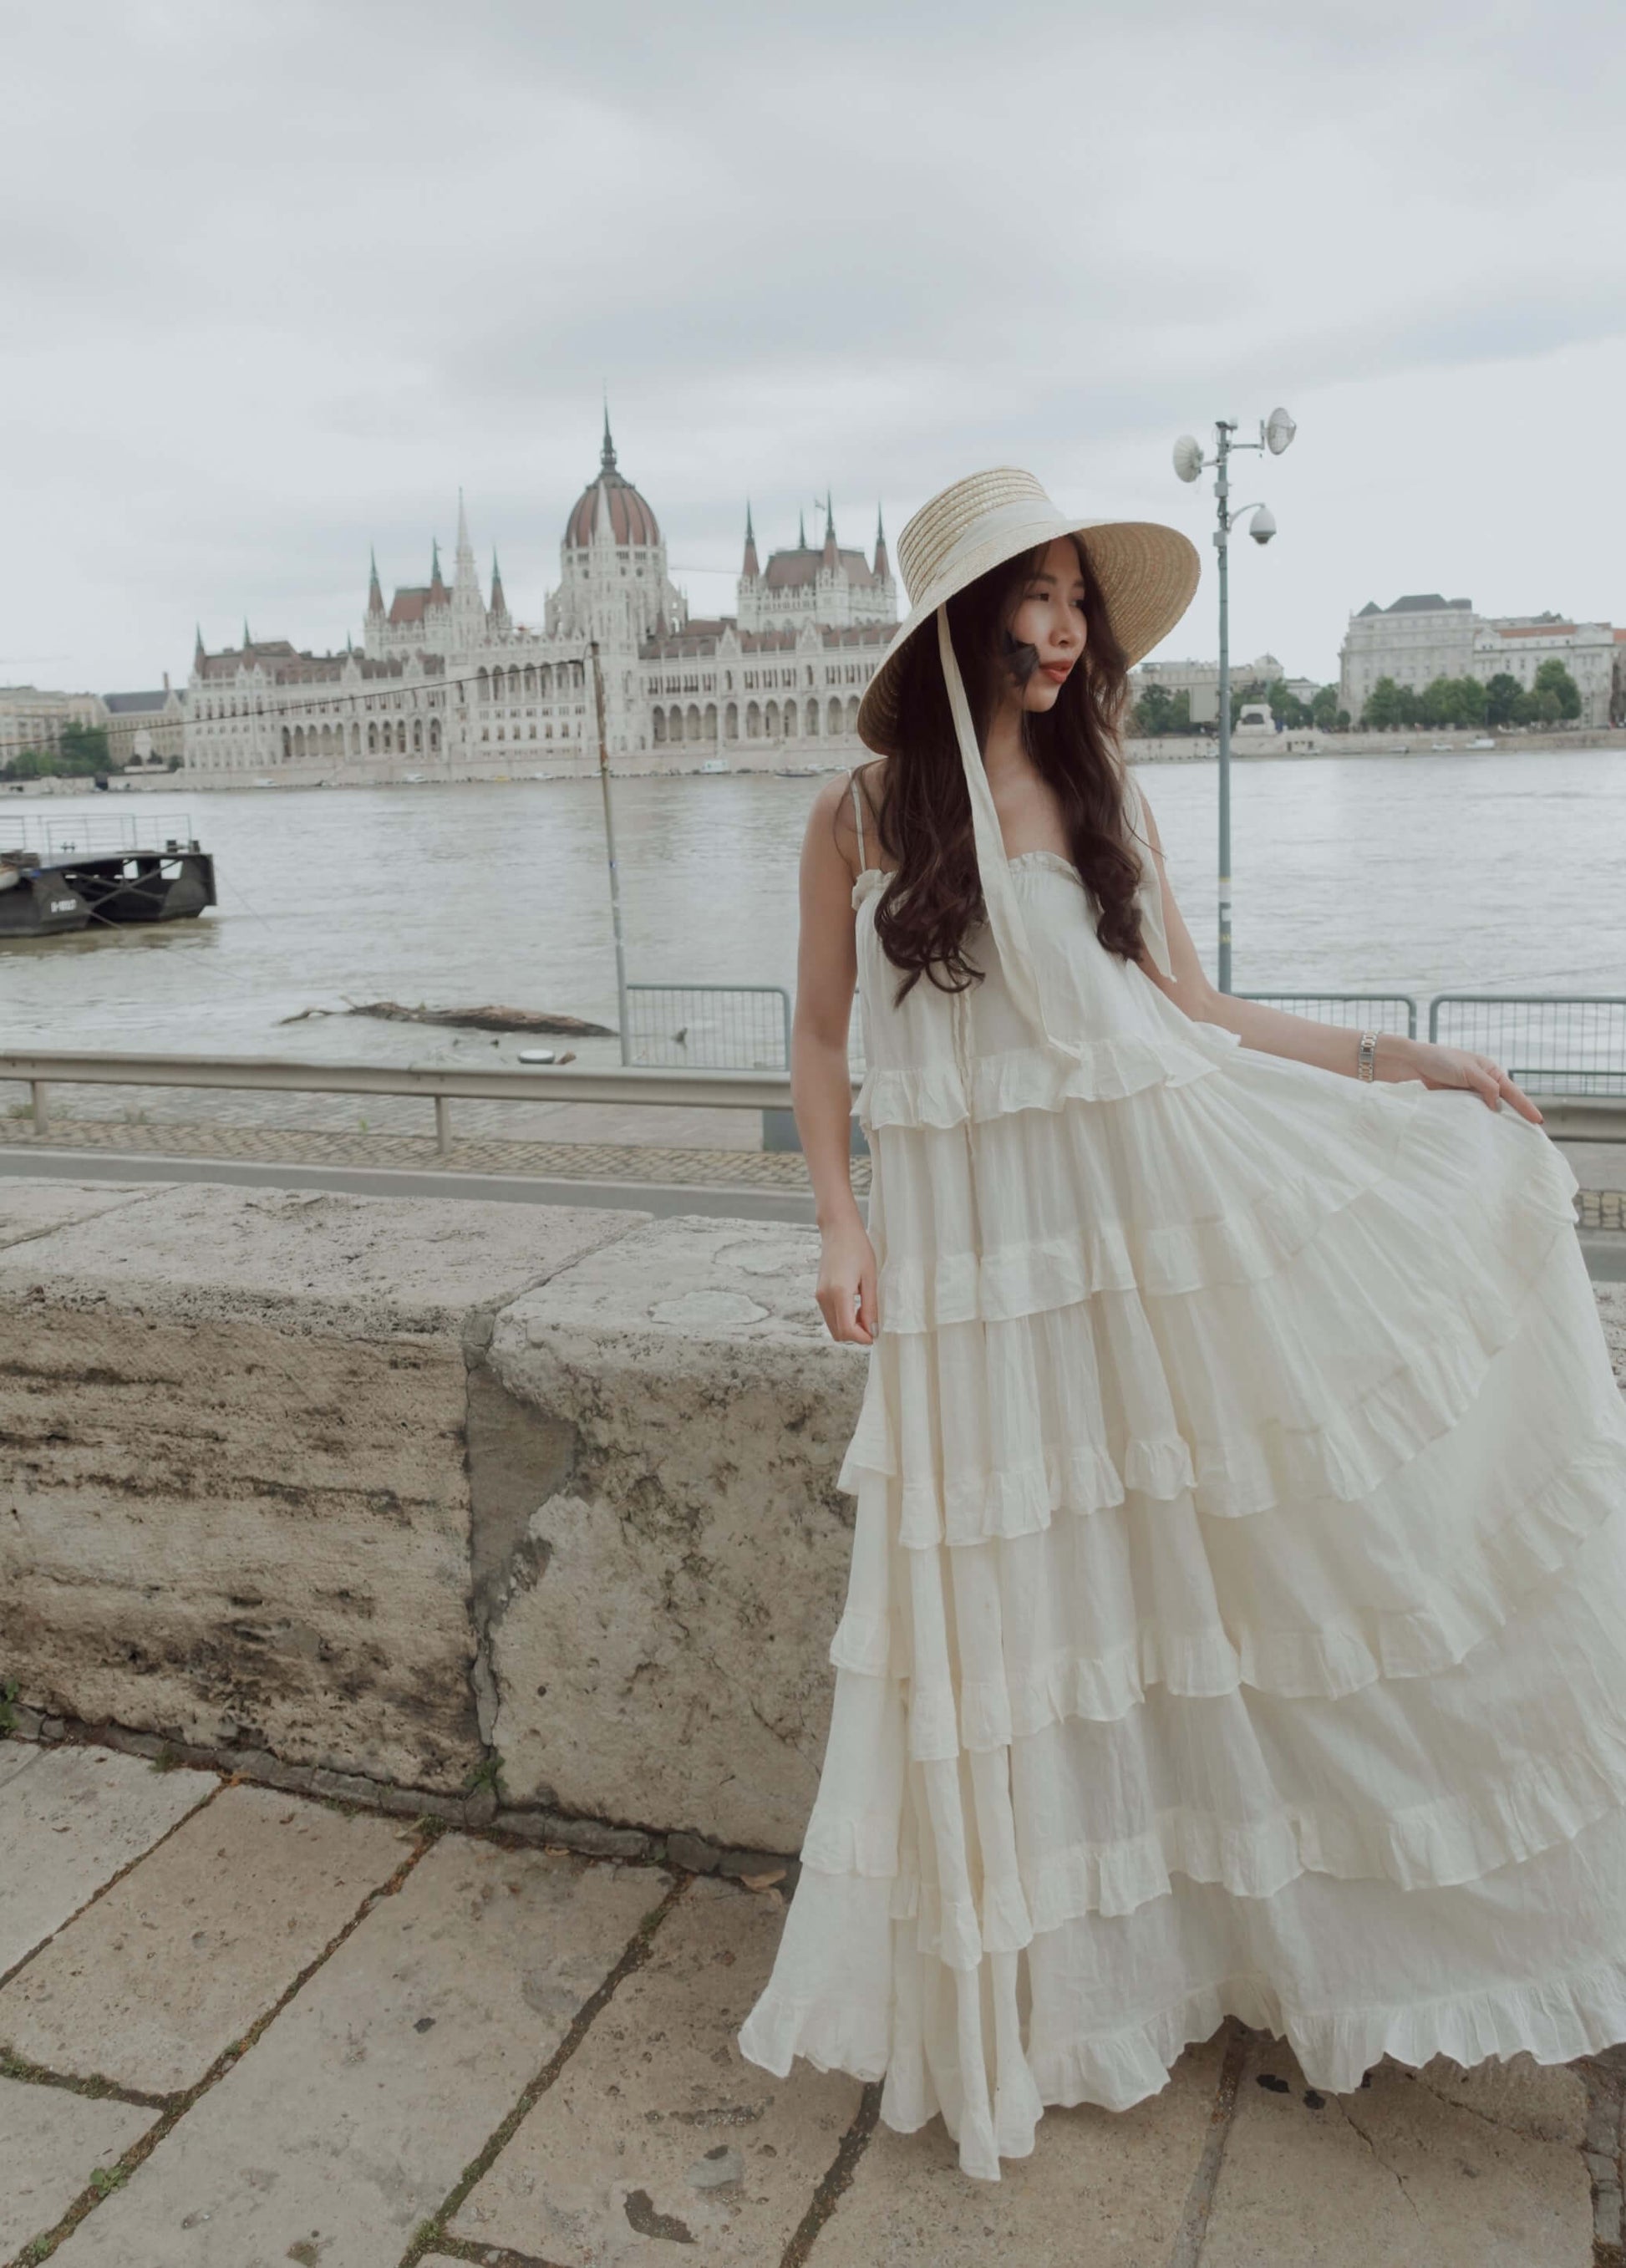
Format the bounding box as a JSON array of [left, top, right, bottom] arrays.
[[625, 983, 792, 1070], [0, 1051, 801, 1157], [3, 1046, 1625, 1157], [1235, 993, 1419, 1037], [1429, 995, 1626, 1097]]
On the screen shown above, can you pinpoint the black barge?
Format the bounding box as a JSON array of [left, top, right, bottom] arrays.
[[0, 812, 216, 938]]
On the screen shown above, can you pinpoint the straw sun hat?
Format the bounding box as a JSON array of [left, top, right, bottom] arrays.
[[856, 465, 1201, 755]]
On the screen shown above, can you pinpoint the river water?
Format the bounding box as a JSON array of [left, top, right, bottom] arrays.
[[3, 750, 1622, 1075]]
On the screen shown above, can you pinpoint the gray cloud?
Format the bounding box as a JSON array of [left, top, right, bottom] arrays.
[[3, 0, 1624, 687]]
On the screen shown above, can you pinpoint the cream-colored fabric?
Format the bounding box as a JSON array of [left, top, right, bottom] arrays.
[[739, 838, 1626, 2181]]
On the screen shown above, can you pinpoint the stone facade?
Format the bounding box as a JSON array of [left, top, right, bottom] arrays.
[[0, 684, 107, 766], [1340, 595, 1623, 730], [181, 420, 899, 786]]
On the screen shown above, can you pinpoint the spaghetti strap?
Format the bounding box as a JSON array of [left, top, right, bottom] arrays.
[[848, 768, 868, 873]]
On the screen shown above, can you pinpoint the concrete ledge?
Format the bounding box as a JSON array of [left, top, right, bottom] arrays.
[[0, 1183, 644, 1795], [5, 1181, 1620, 1863]]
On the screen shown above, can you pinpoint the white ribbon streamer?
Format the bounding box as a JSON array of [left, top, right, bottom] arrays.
[[933, 606, 1173, 1051]]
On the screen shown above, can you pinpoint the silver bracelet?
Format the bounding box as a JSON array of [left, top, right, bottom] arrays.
[[1357, 1030, 1378, 1082]]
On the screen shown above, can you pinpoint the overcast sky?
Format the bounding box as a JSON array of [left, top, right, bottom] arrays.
[[4, 0, 1624, 693]]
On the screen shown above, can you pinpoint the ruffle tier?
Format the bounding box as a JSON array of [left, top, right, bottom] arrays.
[[740, 1788, 1626, 2180]]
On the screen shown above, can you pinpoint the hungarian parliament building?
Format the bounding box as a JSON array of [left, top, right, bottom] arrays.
[[183, 420, 898, 781]]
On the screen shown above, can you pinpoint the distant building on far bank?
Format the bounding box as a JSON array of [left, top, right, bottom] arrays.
[[182, 420, 899, 784], [1339, 595, 1622, 730], [103, 680, 185, 769], [0, 684, 106, 767]]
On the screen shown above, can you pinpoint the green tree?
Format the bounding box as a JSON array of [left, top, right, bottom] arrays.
[[1265, 679, 1313, 729], [1131, 683, 1175, 736], [1532, 659, 1581, 720], [1516, 684, 1562, 725], [1482, 673, 1521, 726], [57, 723, 112, 775], [1362, 676, 1410, 730], [1, 746, 58, 781], [1310, 684, 1341, 730]]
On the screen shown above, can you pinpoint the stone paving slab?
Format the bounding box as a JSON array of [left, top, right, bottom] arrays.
[[808, 2032, 1228, 2266], [1197, 2032, 1592, 2265], [48, 1835, 668, 2267], [0, 1747, 217, 1978], [0, 2074, 156, 2257], [452, 1874, 861, 2263], [0, 1784, 410, 2093]]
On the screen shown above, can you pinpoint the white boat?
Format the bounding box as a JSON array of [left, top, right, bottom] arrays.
[[699, 759, 729, 774], [1469, 737, 1496, 750]]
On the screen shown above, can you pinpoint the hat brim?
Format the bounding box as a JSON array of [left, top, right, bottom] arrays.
[[855, 511, 1201, 756]]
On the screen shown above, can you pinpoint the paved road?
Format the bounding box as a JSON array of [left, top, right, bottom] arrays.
[[8, 1147, 1626, 1279]]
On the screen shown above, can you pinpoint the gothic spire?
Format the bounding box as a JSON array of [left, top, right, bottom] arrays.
[[429, 537, 446, 597], [601, 398, 617, 474], [873, 504, 889, 582], [798, 509, 807, 550], [490, 548, 508, 618], [742, 501, 760, 581], [241, 618, 252, 651], [194, 623, 205, 662], [821, 490, 839, 568], [454, 489, 481, 615], [367, 547, 384, 616]]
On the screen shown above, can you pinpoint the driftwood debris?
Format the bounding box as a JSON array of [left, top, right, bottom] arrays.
[[279, 999, 616, 1037]]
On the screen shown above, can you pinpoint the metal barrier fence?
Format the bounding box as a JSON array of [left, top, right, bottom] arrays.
[[624, 984, 792, 1070], [1233, 993, 1419, 1037], [1428, 996, 1626, 1097], [0, 809, 200, 857]]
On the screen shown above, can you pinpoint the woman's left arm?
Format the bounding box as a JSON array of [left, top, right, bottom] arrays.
[[1129, 778, 1546, 1126]]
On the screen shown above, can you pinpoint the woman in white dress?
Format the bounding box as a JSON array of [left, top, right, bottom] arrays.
[[737, 466, 1626, 2181]]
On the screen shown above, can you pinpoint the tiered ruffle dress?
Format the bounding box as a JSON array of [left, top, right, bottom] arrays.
[[738, 747, 1626, 2183]]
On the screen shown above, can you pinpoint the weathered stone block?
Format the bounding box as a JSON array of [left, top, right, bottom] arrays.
[[0, 1182, 644, 1793], [485, 1214, 867, 1854]]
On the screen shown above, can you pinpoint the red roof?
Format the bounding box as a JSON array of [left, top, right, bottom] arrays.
[[763, 545, 876, 592], [387, 584, 451, 626], [565, 473, 660, 548], [1496, 623, 1576, 638]]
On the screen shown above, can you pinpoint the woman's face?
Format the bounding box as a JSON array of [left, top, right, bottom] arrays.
[[1005, 536, 1089, 714]]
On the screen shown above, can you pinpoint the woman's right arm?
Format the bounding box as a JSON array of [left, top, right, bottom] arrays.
[[793, 775, 878, 1345]]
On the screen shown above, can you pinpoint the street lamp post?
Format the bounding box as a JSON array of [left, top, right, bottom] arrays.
[[1171, 408, 1296, 994]]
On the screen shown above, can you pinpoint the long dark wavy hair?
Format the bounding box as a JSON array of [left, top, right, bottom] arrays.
[[855, 536, 1146, 1003]]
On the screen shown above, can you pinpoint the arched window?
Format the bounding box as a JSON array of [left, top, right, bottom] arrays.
[[805, 699, 819, 735], [368, 722, 378, 754], [294, 726, 306, 759], [352, 722, 362, 755], [524, 667, 536, 697], [746, 701, 760, 738], [827, 697, 843, 736], [668, 705, 683, 745], [704, 702, 717, 740], [541, 664, 552, 695], [724, 702, 738, 741], [477, 668, 490, 704], [282, 727, 292, 761], [686, 703, 702, 741], [764, 699, 779, 736], [783, 702, 797, 740], [846, 694, 859, 733], [653, 709, 667, 745], [429, 718, 440, 752], [396, 721, 407, 753], [413, 719, 423, 752]]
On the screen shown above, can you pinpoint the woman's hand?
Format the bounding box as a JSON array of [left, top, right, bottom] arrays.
[[1381, 1034, 1545, 1125], [816, 1217, 879, 1344]]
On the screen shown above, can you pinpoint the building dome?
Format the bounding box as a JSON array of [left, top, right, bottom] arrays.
[[565, 416, 661, 549]]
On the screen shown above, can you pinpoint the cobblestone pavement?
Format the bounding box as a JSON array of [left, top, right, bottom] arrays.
[[0, 1116, 867, 1194], [1, 1730, 1618, 2268]]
